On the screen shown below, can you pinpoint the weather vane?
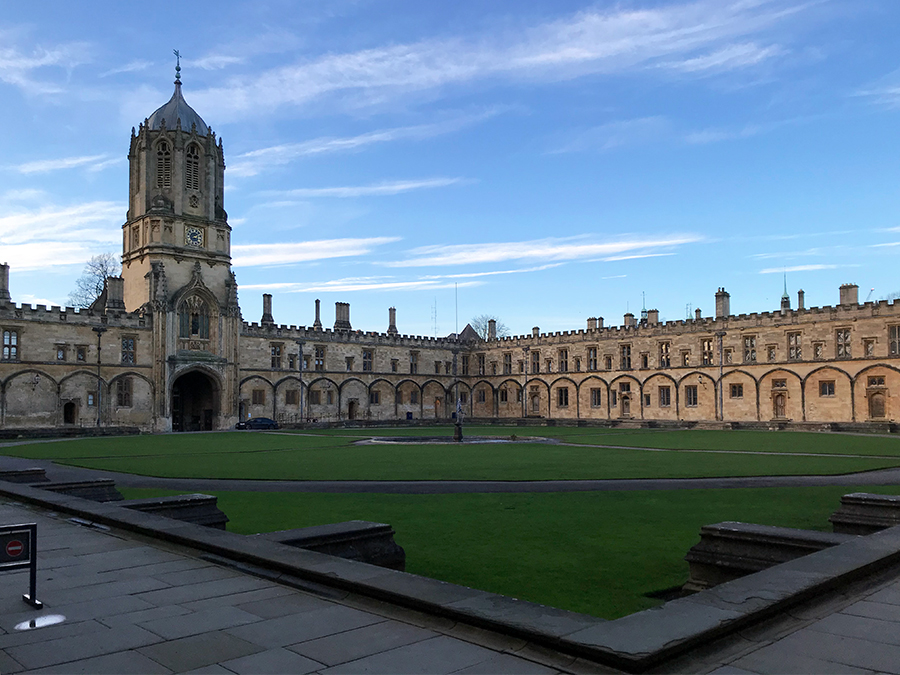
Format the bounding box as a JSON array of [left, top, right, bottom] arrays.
[[173, 49, 181, 82]]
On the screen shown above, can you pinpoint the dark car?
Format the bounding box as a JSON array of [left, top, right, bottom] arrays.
[[235, 417, 279, 430]]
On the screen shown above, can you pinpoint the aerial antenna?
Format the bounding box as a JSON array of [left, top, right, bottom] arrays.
[[455, 283, 458, 337], [432, 298, 438, 337], [641, 291, 648, 322]]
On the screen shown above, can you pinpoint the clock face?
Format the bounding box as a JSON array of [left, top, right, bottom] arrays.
[[185, 227, 203, 248]]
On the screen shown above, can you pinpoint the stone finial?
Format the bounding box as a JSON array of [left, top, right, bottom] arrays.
[[388, 307, 398, 335], [261, 294, 274, 325]]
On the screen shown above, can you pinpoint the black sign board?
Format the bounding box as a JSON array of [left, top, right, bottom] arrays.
[[0, 523, 41, 608]]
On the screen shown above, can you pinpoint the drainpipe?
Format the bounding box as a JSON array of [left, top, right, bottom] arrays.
[[92, 326, 107, 427]]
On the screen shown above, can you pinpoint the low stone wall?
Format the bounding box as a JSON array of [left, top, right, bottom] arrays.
[[121, 493, 229, 530], [252, 520, 406, 571], [0, 426, 141, 440], [31, 479, 124, 502], [684, 521, 855, 591], [831, 492, 900, 535], [0, 468, 48, 483]]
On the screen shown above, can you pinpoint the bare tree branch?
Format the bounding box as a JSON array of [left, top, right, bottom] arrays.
[[67, 253, 121, 308], [470, 314, 510, 340]]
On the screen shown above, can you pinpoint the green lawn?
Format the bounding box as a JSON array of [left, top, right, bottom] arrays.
[[120, 484, 900, 619], [3, 428, 900, 480]]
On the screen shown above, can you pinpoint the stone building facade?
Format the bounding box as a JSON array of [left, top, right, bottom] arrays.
[[0, 76, 898, 431]]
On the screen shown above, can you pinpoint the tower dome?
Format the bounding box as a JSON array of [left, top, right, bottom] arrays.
[[146, 80, 209, 134]]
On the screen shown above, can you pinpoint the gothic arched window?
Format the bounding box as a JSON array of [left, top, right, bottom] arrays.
[[179, 296, 210, 340], [156, 141, 171, 189], [186, 144, 200, 191]]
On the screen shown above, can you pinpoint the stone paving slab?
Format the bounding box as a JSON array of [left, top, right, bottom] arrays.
[[136, 631, 264, 672], [218, 646, 323, 674], [288, 619, 438, 666], [138, 605, 262, 640], [6, 623, 163, 670], [225, 604, 385, 649], [25, 649, 174, 674]]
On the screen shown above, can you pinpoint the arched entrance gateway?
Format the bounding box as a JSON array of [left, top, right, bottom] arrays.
[[171, 370, 218, 432]]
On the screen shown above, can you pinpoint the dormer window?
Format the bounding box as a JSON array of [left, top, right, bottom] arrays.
[[156, 141, 171, 189], [186, 144, 200, 191]]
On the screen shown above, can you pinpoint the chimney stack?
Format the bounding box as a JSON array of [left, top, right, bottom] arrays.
[[597, 317, 604, 329], [532, 326, 540, 338], [488, 318, 497, 340], [313, 299, 322, 330], [715, 288, 730, 319], [334, 302, 351, 331], [261, 293, 274, 325], [387, 307, 398, 335], [624, 312, 635, 327], [798, 289, 805, 310], [647, 309, 659, 325], [587, 317, 598, 331], [839, 283, 859, 306], [0, 263, 10, 304], [105, 277, 126, 311], [694, 307, 702, 321]]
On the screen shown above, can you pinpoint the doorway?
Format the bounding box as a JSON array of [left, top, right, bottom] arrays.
[[434, 397, 442, 418], [869, 392, 886, 419], [773, 393, 786, 419], [621, 395, 631, 417], [348, 399, 358, 420], [172, 370, 217, 431], [63, 401, 77, 425]]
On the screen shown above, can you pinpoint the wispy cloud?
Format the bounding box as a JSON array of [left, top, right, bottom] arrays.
[[759, 264, 859, 274], [273, 178, 464, 199], [192, 0, 811, 118], [231, 237, 400, 267], [0, 242, 110, 272], [0, 43, 91, 95], [192, 54, 245, 70], [16, 154, 111, 174], [389, 234, 701, 267], [100, 60, 152, 77], [229, 110, 504, 177], [0, 201, 122, 245], [552, 117, 669, 153], [685, 124, 762, 145], [421, 264, 565, 280], [242, 277, 482, 294]]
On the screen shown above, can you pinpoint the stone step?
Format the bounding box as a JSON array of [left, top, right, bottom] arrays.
[[30, 479, 124, 502], [830, 492, 900, 535], [121, 493, 229, 530], [0, 468, 48, 483]]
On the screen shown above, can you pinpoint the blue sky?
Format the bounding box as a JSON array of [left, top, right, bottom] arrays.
[[2, 0, 899, 336]]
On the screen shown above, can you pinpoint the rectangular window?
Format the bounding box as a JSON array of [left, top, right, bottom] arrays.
[[518, 359, 524, 374], [285, 390, 299, 405], [435, 361, 442, 374], [545, 359, 553, 373], [864, 338, 875, 357], [558, 350, 568, 373], [531, 351, 540, 374], [743, 336, 757, 363], [619, 381, 630, 393], [588, 347, 598, 371], [4, 331, 21, 360], [557, 387, 569, 407], [702, 339, 714, 366], [724, 348, 733, 364], [788, 332, 802, 361], [773, 379, 787, 388], [620, 344, 632, 370], [516, 388, 522, 403], [503, 353, 512, 374], [288, 354, 297, 370], [891, 326, 900, 356], [640, 353, 649, 369], [87, 393, 95, 407], [326, 391, 334, 405], [346, 357, 354, 371], [685, 385, 698, 407], [461, 355, 470, 375], [314, 346, 325, 371], [767, 345, 776, 362], [681, 350, 690, 367], [730, 383, 743, 398], [116, 378, 133, 407], [814, 342, 824, 360], [477, 389, 486, 403], [251, 389, 265, 405], [611, 390, 617, 406], [309, 390, 321, 405], [303, 355, 311, 371], [644, 394, 651, 407], [500, 388, 508, 403], [590, 388, 602, 407], [369, 390, 380, 404], [477, 354, 485, 375], [836, 329, 851, 358], [869, 376, 885, 387], [460, 391, 468, 404], [659, 386, 671, 407], [574, 357, 581, 372], [820, 381, 835, 397], [363, 350, 373, 372], [659, 342, 670, 368], [76, 346, 87, 362], [271, 344, 282, 369], [56, 345, 67, 361], [491, 361, 497, 375], [445, 361, 452, 374], [604, 355, 613, 370], [121, 337, 135, 364]]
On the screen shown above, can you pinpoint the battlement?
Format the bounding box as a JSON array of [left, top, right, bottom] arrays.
[[0, 302, 147, 329]]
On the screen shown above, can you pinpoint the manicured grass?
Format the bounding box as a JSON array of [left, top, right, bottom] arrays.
[[120, 484, 900, 619], [4, 428, 900, 480]]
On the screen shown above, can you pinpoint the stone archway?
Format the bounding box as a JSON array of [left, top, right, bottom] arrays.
[[63, 401, 77, 425], [172, 370, 218, 432]]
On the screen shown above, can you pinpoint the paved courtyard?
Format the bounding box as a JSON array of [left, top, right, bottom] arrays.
[[0, 500, 588, 674]]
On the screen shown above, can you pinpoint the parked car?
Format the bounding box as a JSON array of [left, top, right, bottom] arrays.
[[235, 417, 279, 430]]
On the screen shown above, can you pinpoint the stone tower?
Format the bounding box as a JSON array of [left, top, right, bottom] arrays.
[[122, 59, 241, 431]]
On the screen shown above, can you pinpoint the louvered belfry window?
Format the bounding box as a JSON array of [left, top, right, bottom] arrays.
[[186, 145, 200, 191], [156, 142, 171, 189]]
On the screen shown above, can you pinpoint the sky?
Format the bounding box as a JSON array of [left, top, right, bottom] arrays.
[[1, 0, 900, 337]]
